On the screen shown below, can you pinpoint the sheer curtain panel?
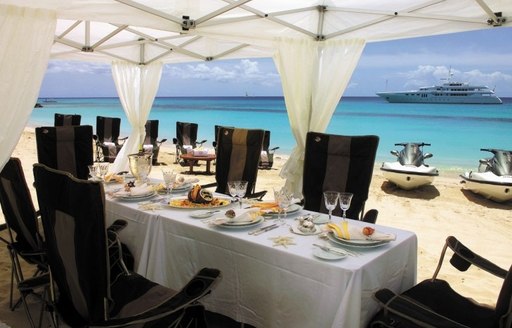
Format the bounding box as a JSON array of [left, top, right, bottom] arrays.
[[110, 61, 163, 173], [273, 38, 366, 196], [0, 5, 56, 170]]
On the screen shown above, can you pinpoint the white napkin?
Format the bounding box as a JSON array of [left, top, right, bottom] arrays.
[[114, 183, 153, 197], [327, 222, 395, 241], [192, 148, 209, 156], [174, 177, 199, 188], [211, 209, 261, 225]]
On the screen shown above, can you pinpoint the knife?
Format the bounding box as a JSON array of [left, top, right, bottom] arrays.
[[248, 223, 278, 236], [313, 244, 349, 256]]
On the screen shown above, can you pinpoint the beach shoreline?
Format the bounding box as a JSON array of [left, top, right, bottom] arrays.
[[0, 127, 510, 326]]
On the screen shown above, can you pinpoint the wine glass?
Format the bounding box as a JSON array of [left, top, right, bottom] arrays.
[[88, 164, 98, 180], [338, 192, 353, 220], [274, 187, 292, 222], [98, 163, 109, 181], [162, 170, 176, 195], [227, 181, 240, 206], [236, 180, 248, 209], [323, 191, 339, 221]]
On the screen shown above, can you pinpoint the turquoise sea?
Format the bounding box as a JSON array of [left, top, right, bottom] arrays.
[[30, 96, 512, 173]]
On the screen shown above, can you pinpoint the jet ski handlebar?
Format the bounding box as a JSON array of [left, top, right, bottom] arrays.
[[394, 142, 431, 147]]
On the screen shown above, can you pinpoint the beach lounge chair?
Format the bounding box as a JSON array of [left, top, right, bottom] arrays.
[[54, 113, 81, 126], [35, 125, 94, 180], [93, 116, 127, 163], [370, 236, 512, 328], [205, 127, 266, 199], [259, 130, 280, 169], [32, 163, 222, 328], [302, 132, 379, 223], [0, 158, 48, 328], [142, 120, 167, 165], [173, 121, 207, 164]]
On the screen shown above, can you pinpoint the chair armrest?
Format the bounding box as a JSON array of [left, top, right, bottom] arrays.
[[269, 147, 280, 151], [157, 138, 167, 146], [247, 190, 266, 201], [172, 138, 178, 145], [107, 219, 128, 234], [201, 182, 217, 189], [362, 209, 378, 224], [373, 288, 470, 328], [446, 236, 508, 278], [197, 139, 207, 147]]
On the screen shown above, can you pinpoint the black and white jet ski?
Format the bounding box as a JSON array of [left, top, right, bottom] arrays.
[[460, 149, 512, 202], [381, 142, 439, 190]]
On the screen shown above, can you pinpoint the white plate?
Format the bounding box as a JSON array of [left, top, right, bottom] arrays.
[[116, 191, 156, 202], [312, 247, 347, 261], [172, 183, 192, 192], [190, 210, 220, 219], [263, 204, 302, 217], [217, 217, 264, 229], [289, 224, 321, 236], [312, 214, 329, 224], [327, 232, 390, 248]]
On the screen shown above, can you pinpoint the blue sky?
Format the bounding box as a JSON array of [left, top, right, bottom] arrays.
[[40, 27, 512, 98]]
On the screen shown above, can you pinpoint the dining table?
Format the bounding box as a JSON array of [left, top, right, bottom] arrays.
[[104, 183, 417, 328]]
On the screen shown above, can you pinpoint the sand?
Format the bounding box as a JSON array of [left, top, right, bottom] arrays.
[[0, 128, 510, 326]]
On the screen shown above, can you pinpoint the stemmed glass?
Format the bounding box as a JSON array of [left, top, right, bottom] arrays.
[[274, 187, 292, 222], [162, 170, 177, 196], [98, 163, 109, 181], [88, 164, 98, 180], [228, 180, 247, 208], [338, 192, 353, 220], [323, 191, 339, 221]]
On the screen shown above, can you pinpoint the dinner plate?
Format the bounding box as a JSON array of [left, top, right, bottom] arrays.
[[289, 224, 322, 236], [172, 183, 192, 192], [116, 191, 156, 202], [312, 247, 347, 261], [327, 231, 390, 248], [263, 203, 302, 217], [216, 216, 264, 229], [190, 210, 220, 219], [311, 214, 329, 224], [167, 196, 231, 209]]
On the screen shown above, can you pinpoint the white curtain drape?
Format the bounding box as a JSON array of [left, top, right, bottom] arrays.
[[0, 5, 56, 170], [273, 37, 366, 196], [110, 61, 163, 173]]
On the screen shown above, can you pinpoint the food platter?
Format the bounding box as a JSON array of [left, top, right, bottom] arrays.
[[327, 231, 390, 248], [168, 196, 231, 209], [259, 204, 302, 217]]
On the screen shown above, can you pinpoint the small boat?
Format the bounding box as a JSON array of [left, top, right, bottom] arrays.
[[381, 142, 439, 190], [460, 149, 512, 202], [376, 72, 502, 104]]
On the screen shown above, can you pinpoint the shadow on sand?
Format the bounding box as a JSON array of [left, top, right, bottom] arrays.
[[460, 189, 512, 209], [380, 181, 440, 200]]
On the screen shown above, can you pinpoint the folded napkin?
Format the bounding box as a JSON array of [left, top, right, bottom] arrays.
[[114, 183, 153, 197], [211, 209, 261, 226], [192, 148, 209, 156], [327, 222, 396, 241], [174, 177, 199, 188]]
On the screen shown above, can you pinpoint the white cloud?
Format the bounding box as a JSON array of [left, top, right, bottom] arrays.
[[46, 61, 110, 75]]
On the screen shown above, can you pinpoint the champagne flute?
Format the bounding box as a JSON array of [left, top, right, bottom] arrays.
[[338, 192, 353, 220], [162, 170, 176, 195], [323, 191, 339, 221]]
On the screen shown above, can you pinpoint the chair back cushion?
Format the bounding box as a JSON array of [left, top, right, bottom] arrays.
[[96, 116, 121, 143], [33, 164, 109, 326], [303, 132, 379, 219], [496, 265, 512, 326], [215, 127, 264, 195], [54, 113, 81, 126], [144, 120, 159, 146], [35, 125, 93, 180], [0, 158, 40, 251], [176, 122, 198, 147]]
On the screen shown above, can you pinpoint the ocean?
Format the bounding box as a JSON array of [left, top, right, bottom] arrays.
[[30, 96, 512, 173]]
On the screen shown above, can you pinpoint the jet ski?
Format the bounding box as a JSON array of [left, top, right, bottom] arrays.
[[381, 142, 439, 190], [460, 149, 512, 202]]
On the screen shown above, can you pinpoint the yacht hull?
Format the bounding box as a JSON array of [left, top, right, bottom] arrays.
[[381, 162, 439, 190], [460, 172, 512, 202], [376, 92, 502, 104]]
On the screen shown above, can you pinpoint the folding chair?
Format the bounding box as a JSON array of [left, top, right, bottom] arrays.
[[370, 236, 512, 328], [54, 113, 81, 126], [303, 132, 380, 223], [142, 120, 167, 165], [205, 127, 266, 199], [0, 158, 48, 328], [259, 130, 280, 169], [35, 125, 93, 180], [93, 116, 127, 163], [173, 121, 206, 164], [33, 163, 222, 328]]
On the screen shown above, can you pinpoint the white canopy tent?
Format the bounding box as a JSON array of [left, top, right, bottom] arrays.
[[0, 0, 510, 194]]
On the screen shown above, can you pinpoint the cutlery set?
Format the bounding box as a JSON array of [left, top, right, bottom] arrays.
[[248, 223, 279, 236]]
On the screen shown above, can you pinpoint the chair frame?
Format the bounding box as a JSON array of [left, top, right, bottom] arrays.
[[93, 116, 127, 163], [143, 119, 167, 165], [173, 121, 206, 164], [54, 113, 81, 126], [259, 130, 280, 170]]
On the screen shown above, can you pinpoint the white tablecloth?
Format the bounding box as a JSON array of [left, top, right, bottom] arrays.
[[105, 195, 417, 328]]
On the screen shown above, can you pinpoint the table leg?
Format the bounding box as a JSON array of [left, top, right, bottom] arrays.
[[188, 160, 194, 173], [206, 160, 211, 174]]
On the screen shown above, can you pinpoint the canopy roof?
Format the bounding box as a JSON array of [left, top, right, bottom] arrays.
[[3, 0, 511, 64]]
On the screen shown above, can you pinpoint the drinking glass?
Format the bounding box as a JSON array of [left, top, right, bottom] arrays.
[[162, 170, 176, 195], [274, 187, 292, 222], [228, 181, 240, 206], [338, 192, 353, 220], [88, 164, 98, 180], [323, 191, 339, 221], [236, 180, 248, 209], [98, 163, 109, 181]]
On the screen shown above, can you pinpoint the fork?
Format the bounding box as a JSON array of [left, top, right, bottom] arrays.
[[313, 244, 360, 257]]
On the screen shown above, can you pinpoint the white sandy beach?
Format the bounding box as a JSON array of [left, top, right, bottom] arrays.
[[0, 128, 511, 326]]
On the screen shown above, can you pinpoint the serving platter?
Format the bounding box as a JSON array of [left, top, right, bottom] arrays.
[[260, 203, 302, 217], [168, 196, 231, 209]]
